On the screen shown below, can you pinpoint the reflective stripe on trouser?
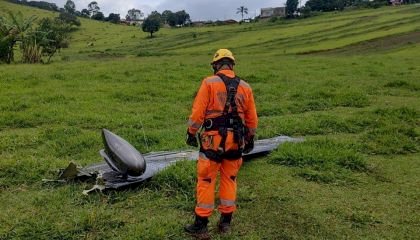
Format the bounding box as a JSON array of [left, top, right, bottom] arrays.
[[195, 155, 243, 217]]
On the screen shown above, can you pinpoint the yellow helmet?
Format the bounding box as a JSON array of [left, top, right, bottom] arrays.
[[212, 49, 235, 64]]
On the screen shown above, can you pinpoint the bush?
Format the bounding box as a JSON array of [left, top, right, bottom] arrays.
[[58, 12, 81, 27], [0, 12, 36, 63], [32, 17, 72, 63], [21, 36, 43, 63], [299, 6, 313, 18]]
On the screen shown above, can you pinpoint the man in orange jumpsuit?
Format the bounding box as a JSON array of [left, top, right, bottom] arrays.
[[185, 49, 258, 237]]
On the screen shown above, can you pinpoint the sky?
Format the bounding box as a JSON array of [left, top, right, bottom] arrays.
[[43, 0, 308, 21]]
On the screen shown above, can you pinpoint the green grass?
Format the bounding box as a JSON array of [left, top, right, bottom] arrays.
[[0, 0, 419, 239]]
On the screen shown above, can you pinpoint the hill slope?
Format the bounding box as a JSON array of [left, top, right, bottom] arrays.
[[0, 1, 419, 239]]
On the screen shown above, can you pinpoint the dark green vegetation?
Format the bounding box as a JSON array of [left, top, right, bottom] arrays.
[[142, 15, 161, 38], [0, 9, 79, 64], [0, 1, 419, 239]]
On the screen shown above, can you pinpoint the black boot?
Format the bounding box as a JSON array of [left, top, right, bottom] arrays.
[[217, 213, 232, 233], [184, 215, 209, 239]]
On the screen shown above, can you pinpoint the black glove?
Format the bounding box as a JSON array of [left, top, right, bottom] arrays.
[[186, 130, 198, 147], [243, 135, 254, 154]]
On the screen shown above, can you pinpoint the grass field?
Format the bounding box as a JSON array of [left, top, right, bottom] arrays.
[[0, 1, 419, 239]]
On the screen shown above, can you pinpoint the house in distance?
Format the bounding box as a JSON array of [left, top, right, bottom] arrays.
[[260, 7, 286, 18]]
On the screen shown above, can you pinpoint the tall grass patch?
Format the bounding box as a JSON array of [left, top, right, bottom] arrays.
[[269, 139, 368, 184], [289, 88, 369, 113], [360, 107, 419, 155], [150, 160, 197, 202], [384, 80, 419, 91], [361, 126, 418, 155]]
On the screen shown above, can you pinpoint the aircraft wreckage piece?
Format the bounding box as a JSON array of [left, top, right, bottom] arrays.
[[100, 129, 146, 177], [55, 129, 303, 193]]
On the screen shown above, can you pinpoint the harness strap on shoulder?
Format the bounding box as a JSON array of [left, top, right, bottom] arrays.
[[216, 73, 241, 153], [217, 73, 240, 115]]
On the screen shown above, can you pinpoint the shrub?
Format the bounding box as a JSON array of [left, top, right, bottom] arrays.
[[0, 12, 36, 63], [34, 17, 72, 63], [269, 16, 278, 23], [21, 36, 43, 63], [58, 12, 81, 27]]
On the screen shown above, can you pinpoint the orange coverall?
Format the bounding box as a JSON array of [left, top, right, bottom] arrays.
[[188, 69, 258, 217]]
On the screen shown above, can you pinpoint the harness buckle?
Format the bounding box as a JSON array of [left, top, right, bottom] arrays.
[[217, 147, 224, 154], [204, 119, 213, 129]]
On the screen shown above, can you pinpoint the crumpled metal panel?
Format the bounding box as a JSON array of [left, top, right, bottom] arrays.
[[80, 136, 303, 190]]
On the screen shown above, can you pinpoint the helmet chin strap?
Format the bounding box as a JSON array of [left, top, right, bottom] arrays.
[[212, 64, 220, 74]]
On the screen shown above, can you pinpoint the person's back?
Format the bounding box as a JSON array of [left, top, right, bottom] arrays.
[[185, 49, 258, 238]]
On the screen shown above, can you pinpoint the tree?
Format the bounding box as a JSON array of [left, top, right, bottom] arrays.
[[286, 0, 299, 18], [64, 0, 76, 15], [126, 8, 143, 21], [81, 9, 90, 18], [23, 1, 59, 12], [106, 13, 120, 24], [165, 10, 191, 27], [88, 1, 100, 16], [166, 12, 177, 27], [91, 12, 105, 21], [305, 0, 346, 12], [58, 12, 81, 26], [299, 6, 312, 18], [161, 10, 173, 24], [175, 10, 191, 26], [142, 15, 160, 38], [149, 11, 162, 22], [236, 6, 248, 21]]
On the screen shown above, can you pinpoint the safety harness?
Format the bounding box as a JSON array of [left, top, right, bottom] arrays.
[[200, 73, 246, 162]]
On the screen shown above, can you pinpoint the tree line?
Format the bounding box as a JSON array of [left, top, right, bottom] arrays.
[[7, 0, 192, 27], [141, 10, 191, 37], [285, 0, 420, 18]]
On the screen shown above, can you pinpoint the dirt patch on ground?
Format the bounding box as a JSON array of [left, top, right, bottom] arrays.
[[300, 31, 420, 55]]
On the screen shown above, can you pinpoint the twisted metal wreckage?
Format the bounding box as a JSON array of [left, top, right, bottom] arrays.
[[47, 129, 303, 194]]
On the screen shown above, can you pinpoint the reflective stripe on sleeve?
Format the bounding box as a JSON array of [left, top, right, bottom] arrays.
[[239, 80, 251, 88], [188, 119, 202, 129], [220, 199, 236, 207], [199, 152, 209, 160], [205, 77, 223, 84]]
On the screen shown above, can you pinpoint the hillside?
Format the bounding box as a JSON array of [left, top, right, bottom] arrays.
[[0, 0, 419, 239]]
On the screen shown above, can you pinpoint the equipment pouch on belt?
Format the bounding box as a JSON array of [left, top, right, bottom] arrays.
[[199, 73, 247, 162]]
